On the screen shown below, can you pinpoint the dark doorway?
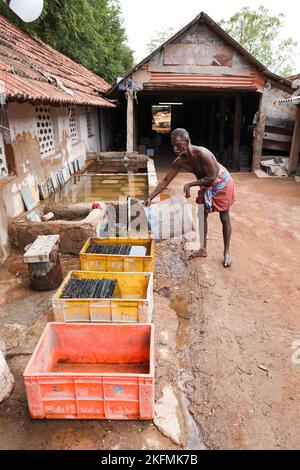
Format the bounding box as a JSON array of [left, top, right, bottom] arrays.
[[136, 91, 260, 171]]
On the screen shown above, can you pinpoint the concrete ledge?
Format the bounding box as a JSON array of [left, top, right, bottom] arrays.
[[9, 209, 105, 255], [147, 159, 158, 193]]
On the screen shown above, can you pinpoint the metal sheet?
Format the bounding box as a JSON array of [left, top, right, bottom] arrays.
[[146, 72, 264, 90]]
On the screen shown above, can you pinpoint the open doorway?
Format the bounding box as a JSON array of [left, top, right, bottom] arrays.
[[152, 105, 171, 134], [137, 92, 260, 171]]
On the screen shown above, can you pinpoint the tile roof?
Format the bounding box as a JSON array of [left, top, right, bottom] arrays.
[[288, 73, 300, 82], [0, 14, 115, 107]]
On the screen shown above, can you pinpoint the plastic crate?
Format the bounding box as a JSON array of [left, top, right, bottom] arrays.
[[52, 271, 153, 323], [24, 323, 155, 420], [79, 238, 155, 273]]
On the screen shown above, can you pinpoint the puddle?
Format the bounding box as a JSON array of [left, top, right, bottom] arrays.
[[170, 296, 190, 319], [177, 320, 206, 450], [161, 241, 206, 449]]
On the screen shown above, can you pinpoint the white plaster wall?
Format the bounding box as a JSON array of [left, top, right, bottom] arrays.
[[0, 101, 105, 260], [8, 102, 36, 140], [77, 106, 101, 153]]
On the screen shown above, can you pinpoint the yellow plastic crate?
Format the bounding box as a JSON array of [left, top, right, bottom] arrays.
[[52, 271, 153, 323], [79, 238, 155, 273]]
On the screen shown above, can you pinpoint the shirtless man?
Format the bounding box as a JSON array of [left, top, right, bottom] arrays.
[[145, 128, 236, 268]]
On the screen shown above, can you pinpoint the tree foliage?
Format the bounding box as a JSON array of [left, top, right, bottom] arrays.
[[0, 0, 133, 83], [147, 27, 175, 53], [220, 5, 298, 77]]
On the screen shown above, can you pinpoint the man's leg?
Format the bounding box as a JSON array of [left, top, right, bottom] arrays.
[[187, 204, 208, 259], [219, 210, 232, 267]]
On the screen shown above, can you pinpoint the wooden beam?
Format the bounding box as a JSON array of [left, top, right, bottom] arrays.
[[252, 87, 270, 171], [24, 235, 60, 264], [233, 96, 242, 170], [289, 106, 300, 174], [219, 97, 227, 162], [126, 92, 134, 152], [133, 100, 138, 151]]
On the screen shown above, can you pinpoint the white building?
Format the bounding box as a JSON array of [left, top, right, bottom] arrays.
[[0, 15, 115, 260]]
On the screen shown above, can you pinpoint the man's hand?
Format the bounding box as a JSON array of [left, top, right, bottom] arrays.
[[144, 197, 151, 207], [184, 183, 191, 199]]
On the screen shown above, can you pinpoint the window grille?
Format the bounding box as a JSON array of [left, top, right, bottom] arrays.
[[69, 108, 78, 144], [86, 108, 93, 138], [35, 107, 55, 157]]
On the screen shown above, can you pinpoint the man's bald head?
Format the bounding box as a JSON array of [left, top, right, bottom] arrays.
[[171, 128, 190, 143]]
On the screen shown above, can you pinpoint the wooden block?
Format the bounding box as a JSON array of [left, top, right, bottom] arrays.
[[24, 235, 60, 264], [263, 132, 292, 143]]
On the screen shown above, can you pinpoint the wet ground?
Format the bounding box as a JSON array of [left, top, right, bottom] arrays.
[[0, 172, 299, 449]]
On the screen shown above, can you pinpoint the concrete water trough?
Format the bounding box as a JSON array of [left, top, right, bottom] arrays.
[[8, 153, 158, 254], [9, 205, 106, 255]]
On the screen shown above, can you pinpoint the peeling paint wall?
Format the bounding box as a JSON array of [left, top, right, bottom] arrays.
[[149, 23, 254, 72], [0, 101, 104, 262], [266, 86, 297, 122], [132, 22, 264, 90]]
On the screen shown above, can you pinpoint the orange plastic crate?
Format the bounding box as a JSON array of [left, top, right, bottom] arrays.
[[23, 323, 155, 420]]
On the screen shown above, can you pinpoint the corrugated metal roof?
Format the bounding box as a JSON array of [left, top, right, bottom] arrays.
[[0, 15, 115, 107], [145, 72, 264, 90]]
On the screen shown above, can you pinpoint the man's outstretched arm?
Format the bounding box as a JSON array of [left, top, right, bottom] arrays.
[[145, 160, 181, 206]]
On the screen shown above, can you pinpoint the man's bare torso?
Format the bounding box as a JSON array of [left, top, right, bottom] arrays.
[[175, 145, 220, 182]]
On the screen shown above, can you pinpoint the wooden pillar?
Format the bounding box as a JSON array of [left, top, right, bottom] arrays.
[[126, 92, 134, 152], [133, 100, 138, 151], [200, 99, 207, 144], [233, 96, 242, 170], [289, 106, 300, 174], [208, 98, 215, 150], [219, 97, 227, 161], [252, 86, 270, 171]]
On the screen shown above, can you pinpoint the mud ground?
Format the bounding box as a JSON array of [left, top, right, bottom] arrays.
[[0, 172, 299, 449]]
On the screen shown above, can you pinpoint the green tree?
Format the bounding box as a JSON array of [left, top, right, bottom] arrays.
[[147, 27, 175, 53], [220, 5, 298, 76], [0, 0, 133, 83]]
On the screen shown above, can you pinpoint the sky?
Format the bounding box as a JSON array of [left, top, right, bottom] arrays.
[[119, 0, 300, 72]]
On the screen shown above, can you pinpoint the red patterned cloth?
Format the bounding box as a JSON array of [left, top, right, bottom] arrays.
[[196, 165, 236, 212]]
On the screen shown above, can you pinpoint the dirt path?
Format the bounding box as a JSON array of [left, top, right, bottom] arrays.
[[0, 255, 181, 450], [159, 171, 300, 449], [0, 172, 299, 450]]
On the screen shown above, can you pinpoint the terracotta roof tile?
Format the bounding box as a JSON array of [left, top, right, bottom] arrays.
[[0, 15, 115, 107]]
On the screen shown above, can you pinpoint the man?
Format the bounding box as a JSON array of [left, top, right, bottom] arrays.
[[145, 128, 236, 268]]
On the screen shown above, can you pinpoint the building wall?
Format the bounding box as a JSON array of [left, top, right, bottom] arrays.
[[266, 86, 297, 122], [149, 23, 254, 73], [131, 22, 264, 91], [0, 101, 103, 261], [261, 86, 297, 155]]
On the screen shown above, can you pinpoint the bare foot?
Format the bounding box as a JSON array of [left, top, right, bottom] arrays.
[[224, 252, 232, 268], [186, 248, 208, 260]]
